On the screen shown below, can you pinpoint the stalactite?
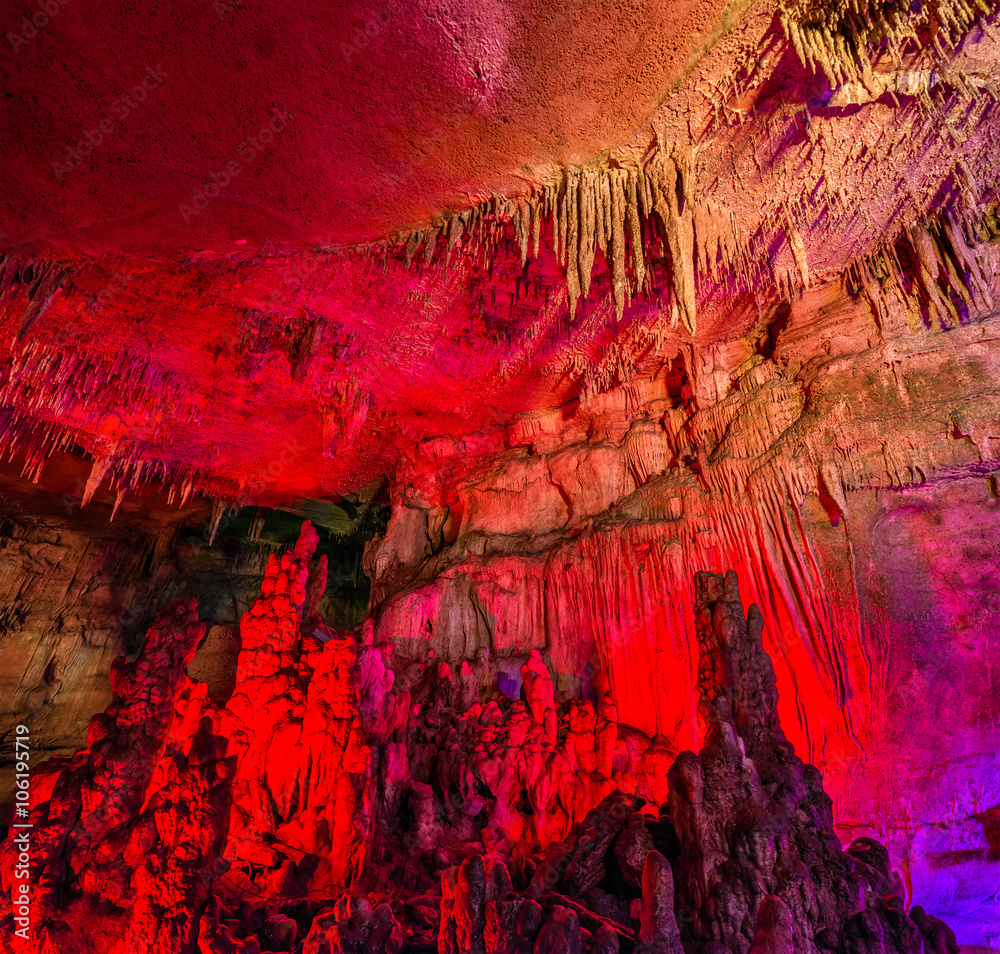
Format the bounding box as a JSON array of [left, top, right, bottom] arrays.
[[780, 0, 989, 86], [788, 226, 810, 289], [650, 149, 698, 335], [626, 169, 645, 292], [598, 172, 612, 254], [609, 170, 628, 318], [384, 51, 994, 347], [566, 171, 581, 320], [578, 170, 597, 302]]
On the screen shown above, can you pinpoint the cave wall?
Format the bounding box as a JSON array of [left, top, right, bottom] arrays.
[[1, 0, 999, 949], [364, 276, 1000, 946], [0, 460, 383, 821], [0, 518, 980, 953], [0, 468, 274, 813]]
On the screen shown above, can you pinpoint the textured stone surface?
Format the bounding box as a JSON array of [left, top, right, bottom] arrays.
[[1, 4, 998, 505], [362, 287, 1000, 945], [0, 599, 234, 954], [1, 1, 999, 949], [1, 0, 735, 255], [0, 546, 969, 952], [0, 458, 379, 817]]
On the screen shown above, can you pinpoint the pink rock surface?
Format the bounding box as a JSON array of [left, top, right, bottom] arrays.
[[1, 0, 999, 948]]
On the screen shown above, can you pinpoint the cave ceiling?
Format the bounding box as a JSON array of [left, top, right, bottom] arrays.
[[3, 2, 1000, 949], [1, 0, 996, 510]]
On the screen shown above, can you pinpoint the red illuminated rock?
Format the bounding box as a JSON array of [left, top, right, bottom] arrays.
[[361, 278, 1000, 945], [0, 599, 234, 954], [0, 528, 969, 954], [0, 13, 998, 943], [220, 523, 375, 895], [0, 0, 998, 946]]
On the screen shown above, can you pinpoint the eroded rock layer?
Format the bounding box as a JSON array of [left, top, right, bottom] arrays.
[[361, 270, 1000, 939], [2, 269, 999, 945], [2, 5, 999, 509], [0, 463, 380, 820]]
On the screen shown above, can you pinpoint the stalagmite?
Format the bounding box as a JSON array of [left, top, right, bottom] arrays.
[[637, 851, 683, 954], [1, 562, 966, 952]]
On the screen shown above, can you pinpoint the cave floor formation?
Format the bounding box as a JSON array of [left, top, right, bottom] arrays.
[[3, 0, 1000, 950], [0, 540, 969, 954]]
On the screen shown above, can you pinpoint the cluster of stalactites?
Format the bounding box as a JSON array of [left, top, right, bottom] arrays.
[[0, 252, 253, 519], [779, 0, 990, 87], [394, 154, 996, 346], [847, 205, 997, 331], [398, 146, 699, 332], [0, 256, 73, 340]]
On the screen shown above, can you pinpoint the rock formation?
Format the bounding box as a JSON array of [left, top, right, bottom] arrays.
[[2, 0, 999, 949], [0, 532, 966, 952], [0, 599, 234, 954]]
